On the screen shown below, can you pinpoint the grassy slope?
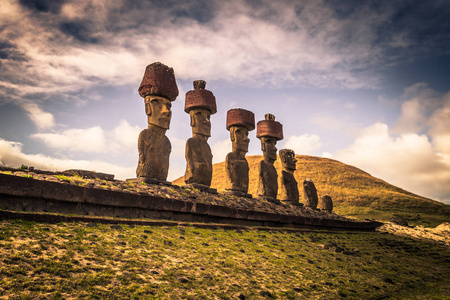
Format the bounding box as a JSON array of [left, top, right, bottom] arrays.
[[1, 220, 449, 299], [175, 155, 450, 226]]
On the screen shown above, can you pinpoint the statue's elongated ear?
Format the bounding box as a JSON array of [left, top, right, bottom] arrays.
[[145, 97, 152, 116], [230, 127, 236, 142], [189, 110, 195, 127]]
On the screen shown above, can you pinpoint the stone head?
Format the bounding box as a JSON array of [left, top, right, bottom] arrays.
[[145, 95, 172, 129], [189, 107, 211, 137], [260, 136, 277, 163], [279, 149, 297, 171], [230, 126, 250, 153]]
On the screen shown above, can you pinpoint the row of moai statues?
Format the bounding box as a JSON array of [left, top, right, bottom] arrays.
[[134, 62, 332, 211]]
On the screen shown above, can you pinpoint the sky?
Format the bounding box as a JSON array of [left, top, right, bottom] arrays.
[[1, 0, 449, 205]]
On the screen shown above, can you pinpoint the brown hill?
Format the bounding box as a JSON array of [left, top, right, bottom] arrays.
[[174, 155, 450, 224]]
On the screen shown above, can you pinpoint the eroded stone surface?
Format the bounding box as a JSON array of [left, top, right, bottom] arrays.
[[136, 127, 171, 181], [303, 179, 318, 209], [279, 149, 300, 206], [184, 81, 216, 187], [319, 195, 333, 212], [256, 114, 283, 203], [184, 136, 213, 186], [225, 109, 255, 194], [136, 62, 178, 181]]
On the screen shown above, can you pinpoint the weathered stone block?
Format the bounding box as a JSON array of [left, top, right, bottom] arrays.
[[41, 181, 85, 203], [0, 174, 42, 197]]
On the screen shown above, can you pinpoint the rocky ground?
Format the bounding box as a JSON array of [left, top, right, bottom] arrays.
[[377, 222, 450, 246], [0, 167, 351, 222]]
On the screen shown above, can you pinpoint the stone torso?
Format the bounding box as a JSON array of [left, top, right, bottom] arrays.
[[184, 137, 213, 186], [280, 170, 299, 205], [225, 152, 249, 192], [136, 128, 171, 181], [257, 160, 278, 199]]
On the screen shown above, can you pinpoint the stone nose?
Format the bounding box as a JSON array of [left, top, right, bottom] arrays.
[[161, 104, 171, 115]]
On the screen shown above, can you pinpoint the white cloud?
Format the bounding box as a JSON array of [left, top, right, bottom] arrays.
[[0, 138, 134, 180], [21, 103, 55, 130], [282, 134, 322, 155], [394, 83, 440, 134], [429, 92, 450, 154], [111, 120, 141, 150], [32, 127, 107, 153], [30, 120, 141, 154], [211, 139, 232, 164], [333, 122, 450, 202]]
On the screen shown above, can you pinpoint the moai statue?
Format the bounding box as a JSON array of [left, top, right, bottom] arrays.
[[279, 149, 302, 206], [319, 195, 333, 212], [136, 62, 178, 183], [303, 178, 319, 209], [225, 108, 255, 198], [183, 80, 217, 192], [256, 114, 283, 203]]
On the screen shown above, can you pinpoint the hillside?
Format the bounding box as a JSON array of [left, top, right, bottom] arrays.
[[174, 155, 450, 225]]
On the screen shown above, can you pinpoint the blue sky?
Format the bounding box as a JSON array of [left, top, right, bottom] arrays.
[[1, 0, 449, 204]]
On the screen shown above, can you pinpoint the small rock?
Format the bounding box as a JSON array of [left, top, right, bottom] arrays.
[[383, 278, 394, 284], [202, 243, 209, 246], [239, 249, 245, 253], [334, 247, 344, 253], [178, 277, 189, 283], [237, 293, 246, 300], [259, 291, 272, 297]]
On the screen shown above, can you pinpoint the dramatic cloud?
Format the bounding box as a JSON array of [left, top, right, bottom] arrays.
[[282, 134, 322, 155], [3, 0, 448, 109]]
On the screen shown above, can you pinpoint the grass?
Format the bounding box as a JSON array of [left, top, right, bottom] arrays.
[[1, 220, 449, 299]]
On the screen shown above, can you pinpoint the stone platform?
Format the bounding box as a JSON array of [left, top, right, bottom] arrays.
[[0, 170, 382, 231]]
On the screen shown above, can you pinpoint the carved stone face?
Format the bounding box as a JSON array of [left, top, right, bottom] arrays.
[[281, 151, 297, 171], [145, 95, 172, 129], [261, 137, 277, 162], [190, 108, 211, 137], [231, 126, 249, 153]]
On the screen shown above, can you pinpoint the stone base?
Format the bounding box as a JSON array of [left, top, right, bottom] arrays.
[[259, 196, 281, 204], [183, 183, 217, 194], [126, 177, 172, 186], [280, 200, 304, 207], [224, 190, 252, 199]]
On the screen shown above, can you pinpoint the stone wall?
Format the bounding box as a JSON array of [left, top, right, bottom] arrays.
[[0, 174, 381, 231]]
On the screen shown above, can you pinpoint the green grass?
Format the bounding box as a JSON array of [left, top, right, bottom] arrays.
[[1, 220, 449, 299]]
